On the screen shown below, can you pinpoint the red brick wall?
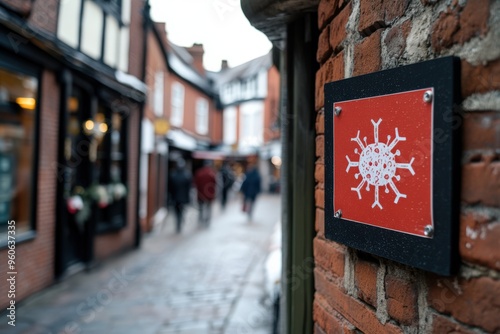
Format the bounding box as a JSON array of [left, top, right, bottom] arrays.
[[29, 0, 59, 34], [165, 73, 219, 142], [314, 0, 500, 333], [0, 0, 33, 16], [128, 0, 146, 78], [0, 70, 59, 308]]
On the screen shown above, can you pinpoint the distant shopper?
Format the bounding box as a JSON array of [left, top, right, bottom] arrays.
[[194, 160, 217, 226], [220, 161, 235, 209], [168, 158, 192, 233], [240, 161, 261, 221]]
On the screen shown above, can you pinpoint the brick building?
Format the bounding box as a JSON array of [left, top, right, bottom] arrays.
[[141, 14, 221, 232], [243, 0, 500, 333], [209, 53, 281, 190], [0, 0, 146, 309]]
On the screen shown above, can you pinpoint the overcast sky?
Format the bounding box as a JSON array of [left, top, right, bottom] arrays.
[[149, 0, 272, 72]]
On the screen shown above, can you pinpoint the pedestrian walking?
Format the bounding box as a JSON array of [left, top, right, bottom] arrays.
[[168, 158, 192, 233], [220, 161, 235, 209], [194, 160, 217, 226], [240, 160, 261, 221]]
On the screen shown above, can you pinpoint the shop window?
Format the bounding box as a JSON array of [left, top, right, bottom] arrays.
[[92, 105, 128, 232], [0, 66, 39, 244], [64, 93, 128, 234]]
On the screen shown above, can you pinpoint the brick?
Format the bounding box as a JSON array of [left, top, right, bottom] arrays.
[[353, 30, 382, 76], [318, 0, 339, 30], [1, 0, 32, 16], [316, 110, 325, 134], [385, 275, 418, 325], [316, 135, 325, 159], [432, 314, 475, 334], [29, 0, 58, 33], [463, 111, 500, 151], [460, 212, 500, 270], [315, 51, 345, 111], [432, 0, 490, 53], [314, 323, 327, 334], [318, 26, 333, 64], [354, 259, 378, 307], [316, 208, 325, 236], [316, 65, 328, 110], [428, 276, 500, 333], [461, 59, 500, 98], [458, 0, 490, 44], [461, 155, 500, 207], [384, 20, 412, 59], [431, 6, 460, 52], [315, 162, 325, 184], [314, 237, 345, 278], [330, 2, 352, 52], [314, 294, 357, 334], [316, 186, 325, 209], [330, 51, 345, 82], [359, 0, 407, 35], [315, 268, 403, 334]]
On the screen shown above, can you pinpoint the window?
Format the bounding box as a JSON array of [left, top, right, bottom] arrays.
[[223, 106, 237, 145], [93, 104, 128, 232], [153, 72, 164, 117], [239, 101, 263, 147], [170, 82, 184, 127], [195, 98, 209, 135], [57, 0, 130, 70], [0, 66, 39, 243]]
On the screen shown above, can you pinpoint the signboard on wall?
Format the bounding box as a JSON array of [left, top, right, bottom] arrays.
[[324, 57, 460, 275]]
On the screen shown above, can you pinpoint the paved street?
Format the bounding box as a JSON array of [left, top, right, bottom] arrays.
[[1, 194, 281, 334]]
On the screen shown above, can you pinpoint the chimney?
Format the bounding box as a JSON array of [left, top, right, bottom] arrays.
[[221, 60, 229, 70], [186, 43, 205, 76]]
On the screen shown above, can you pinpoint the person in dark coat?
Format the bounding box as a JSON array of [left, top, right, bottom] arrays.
[[220, 161, 234, 209], [240, 161, 261, 221], [168, 158, 192, 233], [194, 160, 217, 226]]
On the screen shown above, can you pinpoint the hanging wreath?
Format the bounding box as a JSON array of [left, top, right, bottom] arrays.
[[66, 183, 127, 224]]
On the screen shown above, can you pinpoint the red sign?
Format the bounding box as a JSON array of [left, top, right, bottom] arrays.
[[333, 88, 433, 237]]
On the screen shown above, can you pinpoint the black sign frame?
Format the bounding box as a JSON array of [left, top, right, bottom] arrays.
[[324, 57, 461, 276]]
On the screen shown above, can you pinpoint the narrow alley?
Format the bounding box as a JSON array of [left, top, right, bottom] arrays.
[[1, 194, 280, 334]]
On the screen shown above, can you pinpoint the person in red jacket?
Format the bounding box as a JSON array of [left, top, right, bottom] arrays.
[[194, 160, 217, 226]]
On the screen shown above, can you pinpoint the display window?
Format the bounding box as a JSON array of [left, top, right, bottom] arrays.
[[0, 66, 39, 244]]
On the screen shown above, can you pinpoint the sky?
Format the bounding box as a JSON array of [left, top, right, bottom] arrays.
[[149, 0, 273, 72]]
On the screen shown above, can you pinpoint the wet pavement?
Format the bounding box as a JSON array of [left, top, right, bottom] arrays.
[[1, 194, 281, 334]]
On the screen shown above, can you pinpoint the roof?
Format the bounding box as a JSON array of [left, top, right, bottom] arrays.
[[241, 0, 319, 43], [150, 22, 217, 96], [208, 52, 273, 88]]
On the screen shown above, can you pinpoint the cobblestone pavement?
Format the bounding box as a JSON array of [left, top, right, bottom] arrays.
[[1, 194, 281, 334]]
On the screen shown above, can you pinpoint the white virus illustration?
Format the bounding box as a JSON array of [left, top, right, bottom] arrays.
[[346, 119, 415, 209]]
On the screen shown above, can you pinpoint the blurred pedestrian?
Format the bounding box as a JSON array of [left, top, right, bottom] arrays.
[[240, 159, 261, 221], [220, 161, 235, 209], [194, 160, 217, 226], [168, 158, 192, 233]]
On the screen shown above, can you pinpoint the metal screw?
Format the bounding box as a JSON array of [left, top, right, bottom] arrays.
[[423, 90, 433, 103], [334, 106, 342, 116], [334, 210, 342, 219], [424, 225, 434, 237]]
